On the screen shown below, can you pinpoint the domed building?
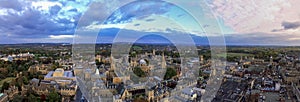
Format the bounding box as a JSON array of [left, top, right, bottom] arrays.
[[139, 59, 148, 66]]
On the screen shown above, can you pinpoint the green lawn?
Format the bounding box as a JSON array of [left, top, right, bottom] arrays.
[[0, 77, 15, 87]]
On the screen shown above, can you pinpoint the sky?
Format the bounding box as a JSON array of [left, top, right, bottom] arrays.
[[0, 0, 299, 45]]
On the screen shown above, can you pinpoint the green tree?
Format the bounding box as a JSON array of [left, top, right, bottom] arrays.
[[199, 70, 203, 76], [12, 94, 23, 102], [23, 76, 29, 85], [48, 91, 61, 102], [28, 94, 37, 102], [164, 68, 177, 80], [133, 67, 146, 77], [95, 59, 100, 65], [130, 52, 137, 57], [1, 81, 9, 92]]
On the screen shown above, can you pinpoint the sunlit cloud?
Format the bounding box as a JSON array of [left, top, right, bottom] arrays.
[[31, 1, 63, 11], [208, 0, 300, 34]]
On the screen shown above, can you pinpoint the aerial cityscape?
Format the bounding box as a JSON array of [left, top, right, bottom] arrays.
[[0, 0, 300, 102], [2, 44, 300, 102]]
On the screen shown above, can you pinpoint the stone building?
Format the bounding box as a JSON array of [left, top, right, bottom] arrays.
[[44, 68, 76, 82], [28, 64, 51, 74], [3, 86, 19, 100]]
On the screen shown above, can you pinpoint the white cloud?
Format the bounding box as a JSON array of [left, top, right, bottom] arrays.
[[49, 35, 74, 39], [31, 1, 62, 11], [0, 9, 8, 15]]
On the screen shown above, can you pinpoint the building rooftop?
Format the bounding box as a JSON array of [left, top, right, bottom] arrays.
[[182, 87, 195, 96], [45, 70, 74, 78]]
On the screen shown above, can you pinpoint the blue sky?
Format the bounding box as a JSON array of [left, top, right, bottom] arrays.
[[0, 0, 299, 45]]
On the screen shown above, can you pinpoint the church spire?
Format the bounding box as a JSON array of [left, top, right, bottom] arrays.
[[110, 54, 115, 70], [95, 68, 100, 75], [161, 52, 166, 68]]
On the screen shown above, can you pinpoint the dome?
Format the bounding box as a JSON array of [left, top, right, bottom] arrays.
[[139, 59, 147, 65]]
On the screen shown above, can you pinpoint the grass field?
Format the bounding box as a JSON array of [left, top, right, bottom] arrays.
[[217, 53, 254, 58], [0, 77, 15, 88]]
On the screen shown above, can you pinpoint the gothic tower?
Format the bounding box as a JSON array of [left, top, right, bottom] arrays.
[[110, 54, 115, 71], [161, 53, 166, 68], [147, 90, 154, 102], [200, 55, 204, 64]]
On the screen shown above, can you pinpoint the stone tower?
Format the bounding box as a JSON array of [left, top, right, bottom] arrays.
[[152, 49, 156, 56], [239, 56, 243, 63], [110, 54, 115, 71], [147, 90, 154, 102], [200, 55, 204, 64], [161, 53, 166, 68]]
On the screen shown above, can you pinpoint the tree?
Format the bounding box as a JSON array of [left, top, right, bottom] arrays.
[[1, 81, 9, 92], [50, 64, 57, 71], [133, 67, 146, 77], [28, 94, 37, 102], [38, 75, 44, 80], [164, 68, 177, 80], [95, 59, 100, 65], [0, 68, 8, 80], [48, 91, 61, 102], [12, 94, 23, 102], [130, 52, 137, 57], [23, 76, 29, 85], [199, 70, 203, 76]]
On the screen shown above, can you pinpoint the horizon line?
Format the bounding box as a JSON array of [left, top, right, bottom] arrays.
[[0, 42, 299, 47]]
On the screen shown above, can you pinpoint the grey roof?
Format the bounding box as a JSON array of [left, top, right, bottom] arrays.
[[182, 88, 195, 96], [44, 71, 75, 78]]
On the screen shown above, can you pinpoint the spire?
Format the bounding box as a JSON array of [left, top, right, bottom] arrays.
[[161, 52, 166, 68], [239, 56, 243, 62], [110, 54, 113, 62], [200, 55, 204, 63], [95, 68, 100, 75], [110, 54, 115, 70]]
